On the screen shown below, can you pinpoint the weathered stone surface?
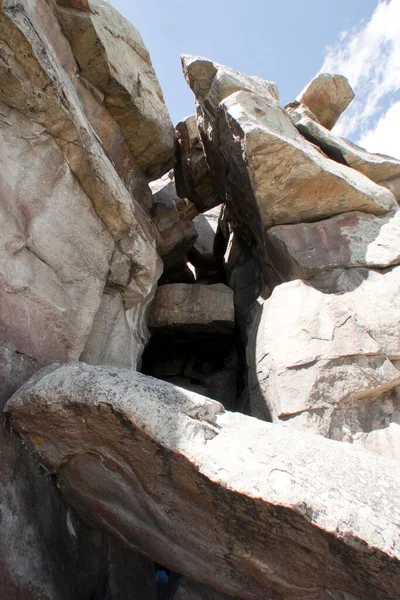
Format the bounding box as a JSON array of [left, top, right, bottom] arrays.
[[150, 175, 198, 271], [80, 289, 155, 369], [55, 0, 176, 179], [0, 103, 114, 363], [6, 362, 400, 600], [266, 210, 400, 280], [189, 205, 222, 267], [0, 351, 157, 600], [310, 267, 400, 359], [182, 54, 279, 109], [296, 73, 355, 130], [353, 422, 400, 461], [286, 105, 400, 197], [248, 277, 400, 439], [0, 0, 160, 272], [148, 283, 234, 334], [216, 91, 395, 230], [175, 115, 222, 212]]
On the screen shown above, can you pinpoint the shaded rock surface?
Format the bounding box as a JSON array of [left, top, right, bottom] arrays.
[[266, 210, 400, 279], [150, 174, 198, 272], [148, 283, 234, 334], [296, 73, 355, 130], [5, 362, 400, 600]]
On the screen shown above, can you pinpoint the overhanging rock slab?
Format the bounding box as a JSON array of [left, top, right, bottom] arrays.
[[5, 363, 400, 600]]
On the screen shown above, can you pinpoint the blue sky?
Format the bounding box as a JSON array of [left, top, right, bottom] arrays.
[[111, 0, 400, 158]]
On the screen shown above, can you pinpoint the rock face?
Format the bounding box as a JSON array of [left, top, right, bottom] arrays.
[[286, 103, 400, 198], [266, 210, 400, 279], [55, 0, 176, 179], [6, 362, 400, 600], [148, 283, 234, 334], [175, 115, 222, 212], [249, 272, 400, 444], [2, 3, 400, 598], [150, 174, 198, 272], [296, 73, 355, 130], [0, 0, 175, 595]]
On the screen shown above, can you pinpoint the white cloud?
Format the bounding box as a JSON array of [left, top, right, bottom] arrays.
[[357, 100, 400, 158], [318, 0, 400, 159]]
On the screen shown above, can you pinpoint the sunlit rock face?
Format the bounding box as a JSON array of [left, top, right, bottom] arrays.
[[6, 362, 400, 600], [1, 1, 400, 597]]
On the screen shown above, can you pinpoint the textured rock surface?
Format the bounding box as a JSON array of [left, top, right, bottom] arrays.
[[189, 205, 222, 267], [175, 578, 240, 599], [0, 103, 114, 364], [266, 210, 400, 279], [6, 362, 400, 600], [55, 0, 176, 179], [0, 1, 174, 595], [148, 283, 234, 334], [175, 115, 222, 212], [296, 73, 355, 130], [287, 105, 400, 196], [216, 91, 395, 229], [150, 175, 198, 271], [249, 275, 400, 440]]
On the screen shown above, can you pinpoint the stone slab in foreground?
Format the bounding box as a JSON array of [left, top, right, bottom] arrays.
[[5, 363, 400, 600]]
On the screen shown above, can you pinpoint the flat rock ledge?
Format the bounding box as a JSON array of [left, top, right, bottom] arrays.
[[5, 363, 400, 600]]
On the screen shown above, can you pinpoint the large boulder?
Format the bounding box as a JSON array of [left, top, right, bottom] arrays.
[[214, 90, 396, 229], [286, 103, 400, 199], [5, 362, 400, 600], [266, 210, 400, 280], [181, 58, 396, 276], [248, 272, 400, 448], [0, 1, 169, 595], [296, 73, 355, 130], [148, 283, 234, 334], [54, 0, 176, 179]]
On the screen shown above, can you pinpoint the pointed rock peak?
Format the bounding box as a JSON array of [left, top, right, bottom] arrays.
[[296, 73, 355, 130]]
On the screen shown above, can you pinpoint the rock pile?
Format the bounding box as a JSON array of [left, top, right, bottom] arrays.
[[1, 1, 400, 599]]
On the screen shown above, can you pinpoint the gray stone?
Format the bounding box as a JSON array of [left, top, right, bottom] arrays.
[[175, 115, 222, 212], [6, 362, 400, 600], [266, 210, 400, 280], [148, 283, 234, 334], [189, 205, 222, 267], [55, 0, 176, 179], [248, 277, 400, 439], [150, 175, 198, 272]]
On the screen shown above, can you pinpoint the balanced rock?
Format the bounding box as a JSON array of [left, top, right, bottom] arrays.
[[5, 362, 400, 600], [296, 73, 355, 130], [148, 283, 234, 334]]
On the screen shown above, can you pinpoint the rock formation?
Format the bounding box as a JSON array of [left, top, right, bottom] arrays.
[[1, 1, 400, 599]]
